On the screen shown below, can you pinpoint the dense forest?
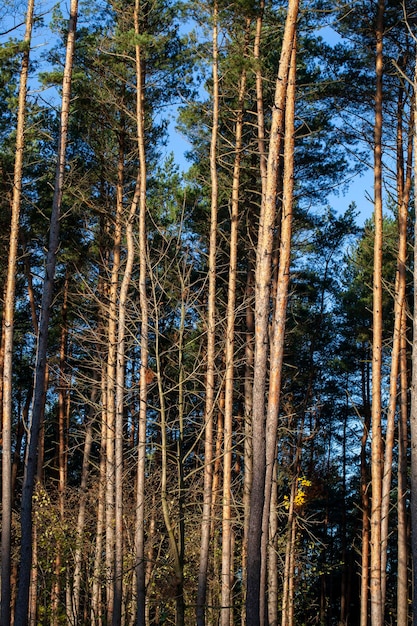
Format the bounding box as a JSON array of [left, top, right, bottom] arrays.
[[1, 0, 417, 624]]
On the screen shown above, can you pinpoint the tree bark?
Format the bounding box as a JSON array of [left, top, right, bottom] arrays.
[[71, 383, 97, 625], [380, 61, 412, 609], [196, 4, 219, 624], [1, 0, 34, 622], [397, 310, 409, 625], [134, 0, 149, 620], [105, 140, 124, 624], [409, 48, 417, 626], [370, 1, 384, 624], [246, 1, 298, 622], [14, 0, 78, 621], [51, 273, 70, 626], [220, 22, 249, 626], [261, 37, 296, 625], [113, 174, 139, 626]]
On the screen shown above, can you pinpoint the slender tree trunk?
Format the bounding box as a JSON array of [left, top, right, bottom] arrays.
[[254, 0, 266, 202], [72, 384, 97, 625], [14, 0, 78, 621], [1, 0, 35, 622], [241, 265, 254, 626], [154, 313, 185, 626], [370, 2, 384, 624], [281, 476, 298, 626], [246, 2, 298, 622], [267, 460, 278, 625], [380, 66, 412, 610], [144, 492, 157, 625], [92, 372, 107, 626], [196, 4, 219, 623], [220, 24, 249, 626], [106, 140, 124, 624], [360, 354, 371, 626], [397, 310, 409, 625], [113, 179, 140, 626], [28, 520, 38, 626], [240, 8, 264, 618], [409, 49, 417, 626], [52, 273, 70, 626], [134, 0, 148, 620]]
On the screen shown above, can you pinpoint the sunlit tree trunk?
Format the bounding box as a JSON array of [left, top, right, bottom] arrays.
[[113, 174, 139, 626], [28, 521, 38, 626], [134, 0, 149, 620], [397, 310, 409, 625], [1, 0, 35, 622], [92, 371, 107, 625], [254, 0, 266, 202], [220, 23, 249, 626], [241, 265, 254, 626], [196, 3, 219, 624], [360, 352, 371, 626], [106, 141, 124, 624], [409, 48, 417, 626], [262, 38, 296, 626], [246, 2, 298, 622], [267, 460, 278, 625], [370, 1, 384, 624], [144, 492, 156, 625], [380, 62, 412, 610], [14, 0, 78, 621]]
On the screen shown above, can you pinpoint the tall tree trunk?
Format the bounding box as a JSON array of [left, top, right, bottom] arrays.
[[14, 0, 78, 621], [52, 273, 70, 626], [28, 520, 38, 626], [92, 371, 108, 626], [409, 48, 417, 626], [261, 37, 296, 625], [106, 140, 124, 624], [134, 0, 148, 620], [196, 3, 219, 623], [220, 23, 248, 626], [254, 0, 266, 202], [380, 63, 412, 609], [241, 265, 254, 626], [246, 2, 298, 622], [154, 307, 185, 626], [267, 460, 278, 625], [370, 1, 384, 624], [72, 383, 97, 625], [397, 310, 409, 625], [113, 179, 138, 626], [360, 354, 371, 626], [1, 0, 35, 621]]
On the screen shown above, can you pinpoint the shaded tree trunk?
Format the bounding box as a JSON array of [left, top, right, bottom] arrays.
[[72, 383, 97, 625]]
